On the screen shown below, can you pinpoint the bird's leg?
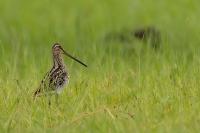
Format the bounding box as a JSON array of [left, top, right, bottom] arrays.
[[55, 93, 59, 106], [48, 95, 51, 107], [48, 100, 51, 106]]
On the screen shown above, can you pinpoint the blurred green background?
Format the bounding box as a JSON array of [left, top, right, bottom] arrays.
[[0, 0, 200, 132]]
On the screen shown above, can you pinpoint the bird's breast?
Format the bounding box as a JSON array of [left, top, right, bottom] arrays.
[[55, 71, 69, 94], [49, 67, 69, 93]]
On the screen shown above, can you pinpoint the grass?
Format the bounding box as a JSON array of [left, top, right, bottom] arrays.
[[0, 0, 200, 132]]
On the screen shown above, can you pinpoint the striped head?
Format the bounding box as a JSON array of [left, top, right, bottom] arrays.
[[52, 43, 63, 56], [52, 43, 87, 67]]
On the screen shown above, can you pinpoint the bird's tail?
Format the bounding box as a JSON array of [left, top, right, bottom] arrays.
[[33, 88, 41, 100]]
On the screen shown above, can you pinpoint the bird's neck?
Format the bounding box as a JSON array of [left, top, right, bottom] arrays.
[[53, 54, 65, 68]]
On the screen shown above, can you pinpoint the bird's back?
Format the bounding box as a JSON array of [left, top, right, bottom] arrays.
[[34, 66, 69, 97]]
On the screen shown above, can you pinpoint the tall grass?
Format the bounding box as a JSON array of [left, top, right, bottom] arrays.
[[0, 0, 200, 132]]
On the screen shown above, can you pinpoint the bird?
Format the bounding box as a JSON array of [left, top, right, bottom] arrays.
[[34, 43, 87, 105], [133, 26, 161, 49], [104, 26, 161, 49]]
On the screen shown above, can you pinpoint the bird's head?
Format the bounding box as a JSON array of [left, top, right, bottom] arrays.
[[52, 43, 87, 67]]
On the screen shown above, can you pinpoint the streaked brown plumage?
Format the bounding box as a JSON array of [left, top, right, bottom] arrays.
[[34, 43, 87, 105]]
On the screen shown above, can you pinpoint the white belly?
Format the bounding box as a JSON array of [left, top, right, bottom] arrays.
[[55, 78, 69, 94]]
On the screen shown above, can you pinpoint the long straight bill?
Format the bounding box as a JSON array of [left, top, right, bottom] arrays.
[[63, 50, 87, 67]]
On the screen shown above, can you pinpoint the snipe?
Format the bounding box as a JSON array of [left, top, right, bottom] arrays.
[[34, 43, 87, 105]]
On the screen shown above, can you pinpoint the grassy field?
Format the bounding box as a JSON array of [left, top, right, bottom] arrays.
[[0, 0, 200, 132]]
